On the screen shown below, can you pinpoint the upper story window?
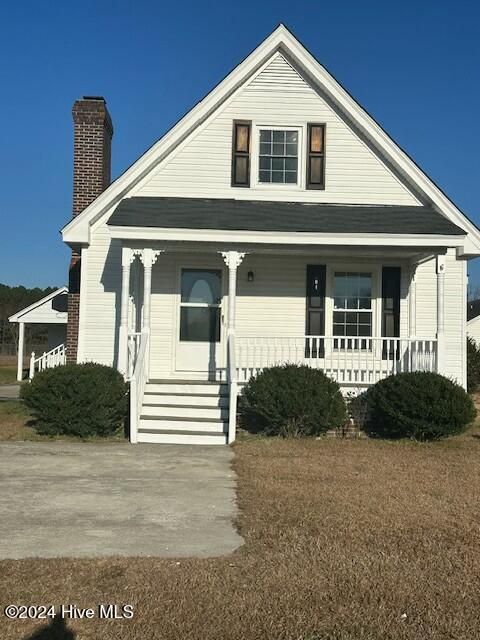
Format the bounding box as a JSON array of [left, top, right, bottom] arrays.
[[258, 129, 298, 184], [231, 122, 326, 189]]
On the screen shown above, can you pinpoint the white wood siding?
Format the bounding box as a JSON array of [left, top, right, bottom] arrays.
[[133, 53, 419, 206], [78, 218, 121, 366], [414, 249, 466, 385], [79, 235, 466, 386]]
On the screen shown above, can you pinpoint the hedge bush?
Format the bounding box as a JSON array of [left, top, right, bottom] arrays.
[[239, 364, 347, 437], [467, 336, 480, 393], [21, 363, 128, 438], [363, 371, 475, 441]]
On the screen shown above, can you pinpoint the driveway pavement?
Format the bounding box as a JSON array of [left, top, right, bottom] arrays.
[[0, 442, 242, 559]]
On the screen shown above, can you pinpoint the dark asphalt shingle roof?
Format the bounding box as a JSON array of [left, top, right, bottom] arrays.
[[107, 197, 465, 236]]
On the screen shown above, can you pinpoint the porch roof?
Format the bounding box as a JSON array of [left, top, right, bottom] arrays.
[[108, 197, 465, 236]]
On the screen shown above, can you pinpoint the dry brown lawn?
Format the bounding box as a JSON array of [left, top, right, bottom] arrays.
[[1, 429, 480, 639], [0, 401, 40, 441]]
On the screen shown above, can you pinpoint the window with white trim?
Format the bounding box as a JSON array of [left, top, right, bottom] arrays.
[[333, 272, 372, 347], [258, 129, 298, 184]]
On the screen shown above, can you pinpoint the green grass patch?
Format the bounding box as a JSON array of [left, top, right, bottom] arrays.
[[0, 366, 17, 385], [0, 399, 126, 442]]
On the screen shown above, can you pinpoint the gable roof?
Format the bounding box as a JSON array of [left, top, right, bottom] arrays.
[[8, 287, 68, 323], [108, 198, 465, 236], [62, 24, 480, 255]]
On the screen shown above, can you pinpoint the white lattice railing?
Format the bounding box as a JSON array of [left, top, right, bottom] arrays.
[[127, 332, 141, 380], [236, 336, 437, 386], [29, 344, 66, 379], [129, 331, 149, 443]]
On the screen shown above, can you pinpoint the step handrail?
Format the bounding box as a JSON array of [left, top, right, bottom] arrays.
[[29, 343, 66, 379], [130, 330, 149, 443]]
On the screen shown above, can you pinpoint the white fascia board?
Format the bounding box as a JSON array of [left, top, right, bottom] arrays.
[[61, 24, 480, 253], [108, 225, 465, 249], [61, 28, 288, 245], [8, 286, 68, 323], [278, 30, 480, 251]]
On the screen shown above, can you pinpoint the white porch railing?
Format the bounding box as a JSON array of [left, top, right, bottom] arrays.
[[227, 334, 238, 444], [236, 336, 437, 386], [29, 344, 66, 379], [127, 332, 141, 380], [129, 331, 149, 443]]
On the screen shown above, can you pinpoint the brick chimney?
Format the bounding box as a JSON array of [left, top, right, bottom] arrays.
[[66, 97, 113, 362]]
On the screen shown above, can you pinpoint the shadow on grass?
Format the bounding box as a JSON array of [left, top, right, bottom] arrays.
[[23, 616, 75, 640]]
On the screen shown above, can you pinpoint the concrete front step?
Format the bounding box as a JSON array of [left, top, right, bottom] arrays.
[[143, 392, 229, 408], [137, 430, 228, 445], [146, 381, 228, 396], [139, 416, 227, 433], [142, 404, 228, 419]]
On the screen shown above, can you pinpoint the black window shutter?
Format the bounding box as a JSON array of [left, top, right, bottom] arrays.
[[382, 267, 401, 360], [231, 120, 251, 187], [306, 124, 326, 190], [381, 267, 401, 337], [305, 265, 326, 357]]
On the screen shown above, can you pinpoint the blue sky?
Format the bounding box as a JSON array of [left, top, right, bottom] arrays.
[[0, 0, 479, 289]]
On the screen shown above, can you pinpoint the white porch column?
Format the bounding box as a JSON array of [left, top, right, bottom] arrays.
[[17, 321, 25, 382], [436, 254, 446, 373], [409, 265, 417, 337], [140, 249, 163, 332], [141, 249, 163, 374], [221, 251, 246, 444], [118, 246, 132, 376], [221, 251, 246, 337]]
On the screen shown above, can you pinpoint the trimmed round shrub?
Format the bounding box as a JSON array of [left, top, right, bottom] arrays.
[[467, 336, 480, 393], [239, 364, 347, 437], [363, 371, 475, 441], [21, 363, 128, 438]]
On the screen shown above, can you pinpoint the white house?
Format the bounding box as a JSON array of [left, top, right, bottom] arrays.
[[60, 25, 480, 445], [8, 287, 68, 381]]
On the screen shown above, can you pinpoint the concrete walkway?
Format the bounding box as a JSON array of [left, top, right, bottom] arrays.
[[0, 384, 20, 401], [0, 442, 243, 559]]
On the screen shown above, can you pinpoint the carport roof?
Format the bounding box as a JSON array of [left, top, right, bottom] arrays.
[[107, 197, 465, 236]]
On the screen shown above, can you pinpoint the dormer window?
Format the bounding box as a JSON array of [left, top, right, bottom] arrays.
[[258, 129, 298, 184]]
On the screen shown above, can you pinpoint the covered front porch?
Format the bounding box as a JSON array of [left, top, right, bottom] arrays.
[[115, 242, 447, 444]]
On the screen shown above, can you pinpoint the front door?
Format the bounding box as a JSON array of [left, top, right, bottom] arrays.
[[175, 268, 223, 374]]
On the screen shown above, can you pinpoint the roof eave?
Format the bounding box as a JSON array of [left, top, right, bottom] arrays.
[[108, 224, 466, 249], [8, 286, 69, 323]]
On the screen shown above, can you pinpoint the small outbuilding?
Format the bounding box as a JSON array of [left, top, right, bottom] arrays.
[[467, 299, 480, 346], [8, 287, 68, 381]]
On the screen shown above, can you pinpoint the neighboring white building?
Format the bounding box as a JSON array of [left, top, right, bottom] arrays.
[[467, 300, 480, 345], [61, 25, 480, 445], [8, 287, 68, 381]]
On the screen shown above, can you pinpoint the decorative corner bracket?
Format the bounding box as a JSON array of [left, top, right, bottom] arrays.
[[220, 251, 247, 269]]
